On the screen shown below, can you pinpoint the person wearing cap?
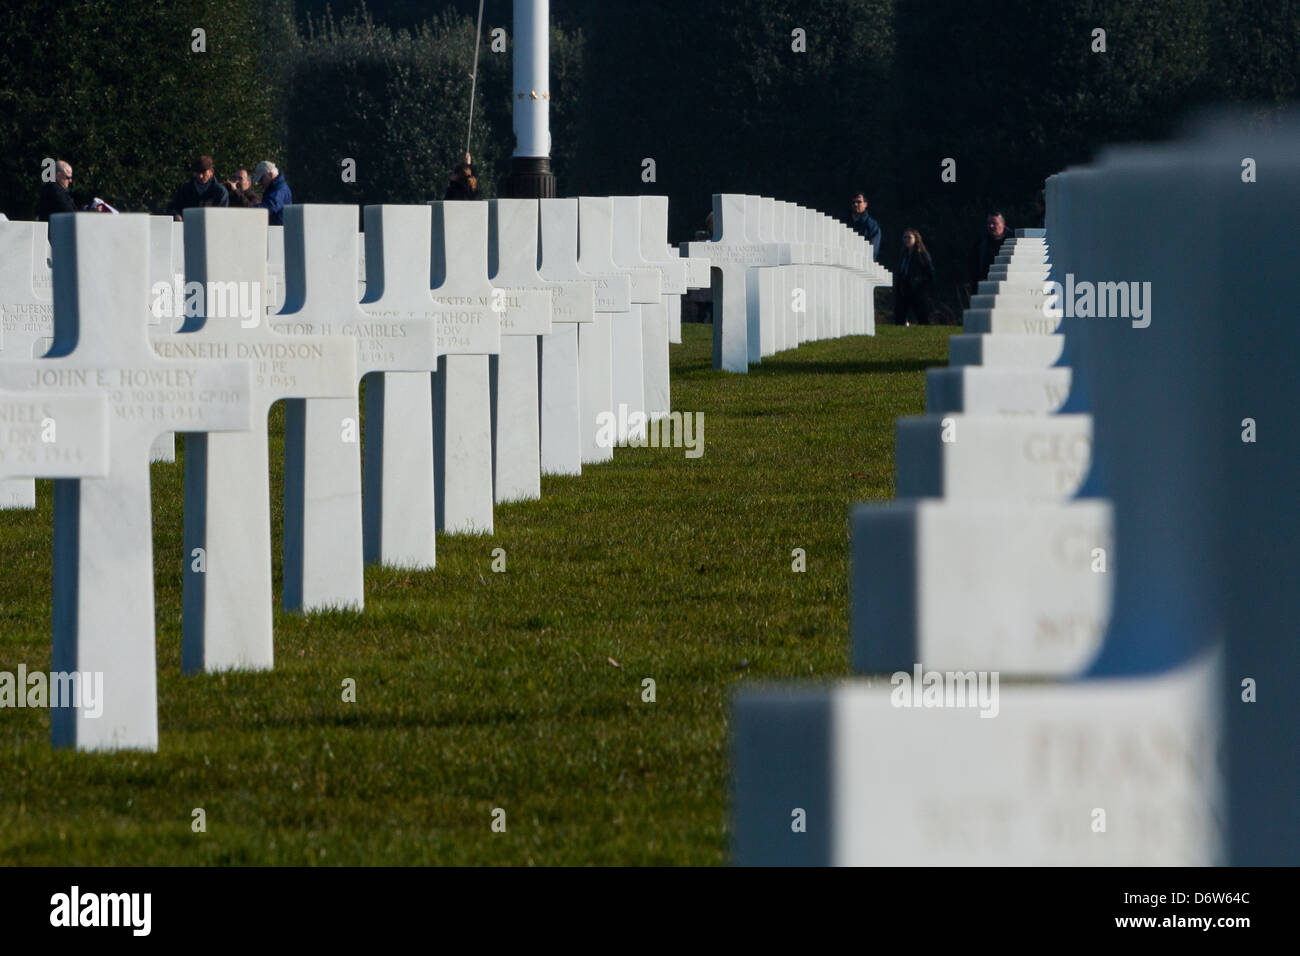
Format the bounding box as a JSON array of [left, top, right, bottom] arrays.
[[253, 160, 292, 226], [167, 155, 230, 221]]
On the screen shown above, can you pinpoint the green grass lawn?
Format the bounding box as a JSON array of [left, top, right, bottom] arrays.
[[0, 321, 953, 865]]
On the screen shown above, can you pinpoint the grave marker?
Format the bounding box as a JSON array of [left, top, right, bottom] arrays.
[[169, 208, 357, 673], [537, 197, 604, 476], [488, 198, 554, 503], [0, 214, 253, 751]]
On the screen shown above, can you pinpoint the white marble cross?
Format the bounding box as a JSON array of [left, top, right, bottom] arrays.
[[265, 224, 287, 317], [164, 208, 358, 674], [575, 197, 636, 461], [0, 220, 55, 508], [685, 194, 781, 373], [610, 196, 662, 444], [0, 213, 254, 751], [430, 200, 504, 535], [635, 196, 688, 420], [488, 198, 554, 503], [0, 391, 109, 480], [538, 198, 622, 475], [146, 215, 180, 463], [270, 204, 443, 612]]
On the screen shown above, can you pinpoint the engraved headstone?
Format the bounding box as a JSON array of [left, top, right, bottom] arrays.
[[169, 208, 357, 673], [537, 197, 605, 476], [634, 195, 686, 422], [0, 220, 54, 508], [609, 196, 662, 444], [146, 215, 179, 463], [488, 198, 553, 503], [430, 200, 503, 534], [575, 197, 632, 461], [684, 194, 781, 373], [0, 214, 253, 751], [270, 204, 442, 611]]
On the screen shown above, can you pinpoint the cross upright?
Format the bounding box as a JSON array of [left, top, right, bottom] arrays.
[[488, 198, 554, 503], [0, 220, 54, 508], [429, 200, 504, 534], [538, 198, 622, 475], [269, 204, 442, 612], [0, 213, 254, 751], [609, 196, 662, 444], [162, 208, 358, 674], [685, 194, 781, 373]]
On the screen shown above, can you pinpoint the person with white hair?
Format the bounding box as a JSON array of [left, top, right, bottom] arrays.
[[253, 160, 292, 225]]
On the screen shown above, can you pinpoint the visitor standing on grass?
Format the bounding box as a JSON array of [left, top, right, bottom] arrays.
[[894, 228, 936, 326]]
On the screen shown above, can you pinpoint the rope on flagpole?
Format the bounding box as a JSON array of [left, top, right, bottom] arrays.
[[465, 0, 487, 156]]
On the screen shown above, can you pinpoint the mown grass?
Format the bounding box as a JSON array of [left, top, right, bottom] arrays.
[[0, 321, 953, 865]]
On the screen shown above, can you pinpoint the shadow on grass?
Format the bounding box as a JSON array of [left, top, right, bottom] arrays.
[[757, 357, 945, 375]]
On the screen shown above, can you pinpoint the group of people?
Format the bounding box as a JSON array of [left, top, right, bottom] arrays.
[[164, 155, 292, 224], [847, 191, 1038, 326], [36, 155, 293, 225]]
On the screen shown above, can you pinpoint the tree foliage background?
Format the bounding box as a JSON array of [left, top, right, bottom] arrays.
[[2, 0, 1297, 308]]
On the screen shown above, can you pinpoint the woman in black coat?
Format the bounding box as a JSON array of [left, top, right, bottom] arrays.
[[894, 228, 936, 326]]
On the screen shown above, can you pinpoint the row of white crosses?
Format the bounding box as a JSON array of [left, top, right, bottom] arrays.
[[683, 194, 891, 373], [0, 194, 707, 751], [732, 109, 1286, 861]]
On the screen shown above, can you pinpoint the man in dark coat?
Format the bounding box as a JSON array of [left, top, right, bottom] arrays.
[[968, 212, 1011, 295], [444, 152, 478, 201], [168, 155, 229, 220], [847, 192, 882, 261], [37, 160, 78, 221]]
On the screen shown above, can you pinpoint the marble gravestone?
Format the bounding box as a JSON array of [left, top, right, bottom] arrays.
[[430, 200, 504, 535], [166, 208, 358, 674], [684, 194, 781, 373], [31, 221, 52, 297], [0, 220, 54, 508], [488, 198, 554, 504], [676, 244, 711, 346], [146, 215, 179, 463], [609, 196, 662, 444], [362, 206, 449, 564], [635, 196, 688, 422], [731, 126, 1282, 866], [0, 214, 253, 751], [270, 204, 442, 613], [745, 195, 789, 361], [0, 390, 109, 480], [537, 198, 606, 476], [574, 197, 631, 463], [265, 225, 286, 317]]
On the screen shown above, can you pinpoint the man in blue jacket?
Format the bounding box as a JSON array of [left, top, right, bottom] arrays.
[[253, 160, 292, 226], [848, 192, 881, 261]]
